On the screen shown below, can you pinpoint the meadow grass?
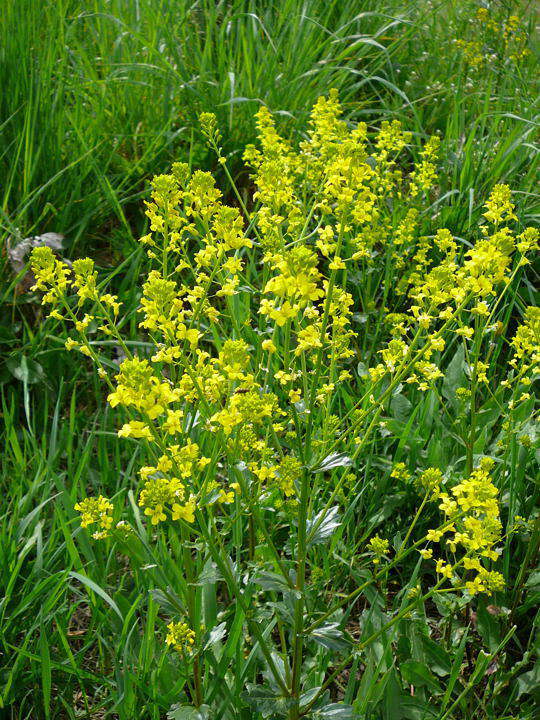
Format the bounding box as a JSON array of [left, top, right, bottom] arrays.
[[0, 1, 538, 718]]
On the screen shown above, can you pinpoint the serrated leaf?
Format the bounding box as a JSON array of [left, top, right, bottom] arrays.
[[243, 684, 290, 718]]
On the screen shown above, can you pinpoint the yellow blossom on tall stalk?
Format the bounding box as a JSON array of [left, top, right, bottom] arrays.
[[418, 459, 506, 596], [29, 91, 537, 714]]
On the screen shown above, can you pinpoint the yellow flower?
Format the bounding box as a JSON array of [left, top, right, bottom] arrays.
[[483, 184, 516, 224], [218, 489, 235, 504], [163, 409, 184, 434], [329, 256, 346, 271], [65, 338, 79, 351], [262, 339, 276, 353], [367, 535, 390, 564], [172, 499, 196, 523], [435, 560, 453, 580], [289, 389, 301, 403], [166, 621, 195, 653], [75, 496, 114, 539], [118, 421, 153, 440], [144, 504, 166, 525]]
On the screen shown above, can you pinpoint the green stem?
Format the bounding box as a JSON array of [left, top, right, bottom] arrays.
[[196, 512, 289, 696], [182, 526, 203, 707], [289, 466, 311, 718]]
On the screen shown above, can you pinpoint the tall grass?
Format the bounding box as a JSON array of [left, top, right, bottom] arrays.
[[0, 0, 404, 252], [2, 0, 535, 252]]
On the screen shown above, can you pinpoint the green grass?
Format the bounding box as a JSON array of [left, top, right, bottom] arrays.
[[0, 0, 404, 252], [1, 0, 536, 250], [0, 0, 538, 718]]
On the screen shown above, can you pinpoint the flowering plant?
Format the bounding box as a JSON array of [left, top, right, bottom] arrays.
[[31, 92, 538, 717]]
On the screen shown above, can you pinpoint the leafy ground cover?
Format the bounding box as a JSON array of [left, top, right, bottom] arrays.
[[0, 1, 538, 718]]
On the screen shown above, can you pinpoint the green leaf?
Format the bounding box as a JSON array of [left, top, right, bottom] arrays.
[[299, 687, 321, 709], [203, 622, 227, 650], [253, 571, 295, 594], [400, 660, 442, 693], [420, 636, 451, 677], [516, 661, 540, 701], [475, 601, 502, 652], [390, 393, 412, 423], [525, 570, 540, 591], [313, 453, 352, 473], [315, 703, 355, 718], [441, 630, 468, 709], [39, 623, 51, 719], [0, 324, 17, 345], [307, 506, 341, 546], [442, 346, 465, 404], [243, 684, 290, 718], [384, 668, 402, 720], [167, 705, 210, 720], [368, 495, 404, 527], [149, 588, 184, 615], [6, 354, 44, 384], [69, 571, 123, 621], [196, 561, 223, 585], [311, 622, 350, 652]]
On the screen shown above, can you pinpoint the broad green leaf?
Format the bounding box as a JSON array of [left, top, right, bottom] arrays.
[[307, 506, 341, 546], [442, 346, 465, 404], [315, 703, 355, 718], [516, 662, 540, 701], [6, 354, 44, 384], [311, 622, 351, 652], [400, 660, 442, 693], [313, 453, 352, 473], [203, 622, 227, 650], [420, 636, 451, 677], [167, 705, 210, 720]]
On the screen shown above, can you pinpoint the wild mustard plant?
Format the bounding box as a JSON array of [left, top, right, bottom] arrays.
[[455, 5, 530, 68], [31, 92, 538, 716]]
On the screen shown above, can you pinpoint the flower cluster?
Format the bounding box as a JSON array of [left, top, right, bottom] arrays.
[[367, 535, 390, 565], [456, 6, 530, 67], [165, 621, 195, 654], [419, 459, 505, 596], [30, 93, 530, 624], [74, 496, 114, 540]]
